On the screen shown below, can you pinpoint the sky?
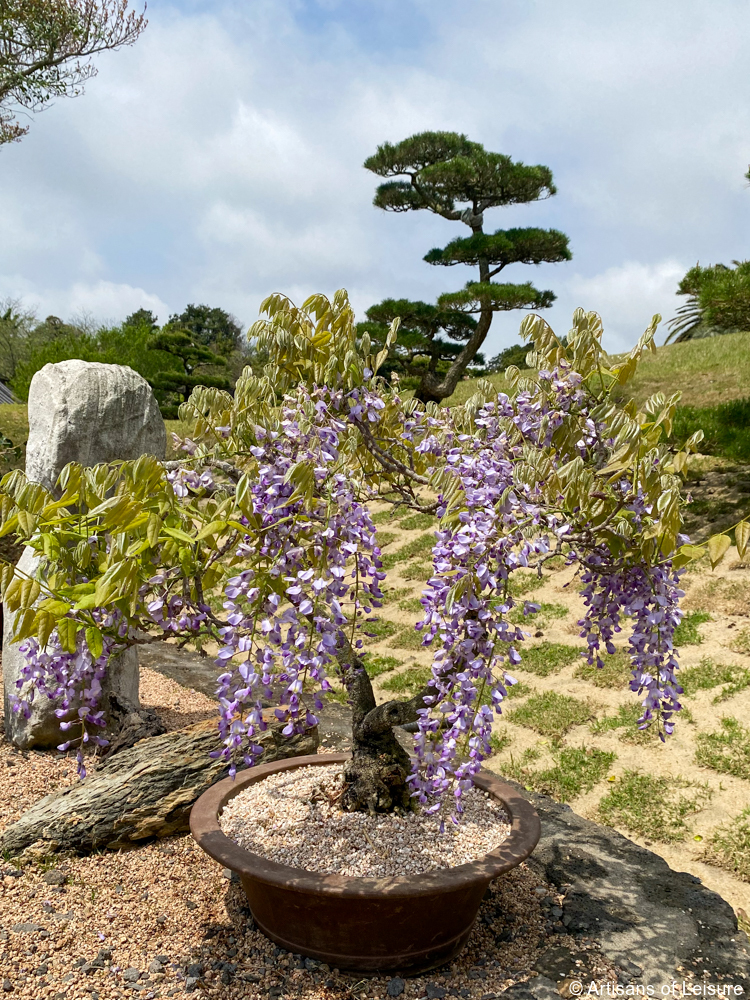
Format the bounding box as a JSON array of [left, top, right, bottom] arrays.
[[2, 0, 750, 356]]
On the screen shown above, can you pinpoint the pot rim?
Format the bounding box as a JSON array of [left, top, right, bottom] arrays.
[[190, 753, 541, 898]]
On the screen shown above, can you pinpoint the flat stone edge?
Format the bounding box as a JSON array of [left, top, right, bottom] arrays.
[[504, 779, 750, 983]]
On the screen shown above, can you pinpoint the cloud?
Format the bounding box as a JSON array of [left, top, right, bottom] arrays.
[[563, 260, 687, 352], [0, 0, 748, 353], [0, 280, 170, 327]]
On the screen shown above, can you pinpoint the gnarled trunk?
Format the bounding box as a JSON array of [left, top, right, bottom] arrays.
[[340, 666, 428, 814]]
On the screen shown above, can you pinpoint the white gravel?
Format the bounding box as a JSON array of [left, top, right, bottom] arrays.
[[219, 763, 511, 877]]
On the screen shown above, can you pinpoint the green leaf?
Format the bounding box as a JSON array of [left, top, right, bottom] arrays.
[[672, 543, 706, 569], [737, 521, 750, 562], [163, 525, 196, 544], [37, 611, 56, 649], [57, 617, 79, 654], [708, 533, 731, 570], [147, 513, 162, 548], [85, 626, 104, 661], [196, 520, 228, 541]]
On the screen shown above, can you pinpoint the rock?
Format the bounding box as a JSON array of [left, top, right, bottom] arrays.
[[387, 977, 406, 997], [1, 981, 11, 993], [514, 783, 750, 983], [25, 360, 165, 494], [148, 960, 164, 974], [503, 976, 559, 1000], [122, 968, 141, 982], [186, 963, 203, 977], [3, 361, 164, 750], [41, 870, 66, 885], [426, 985, 447, 999]]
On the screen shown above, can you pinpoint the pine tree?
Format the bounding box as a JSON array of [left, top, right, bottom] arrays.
[[147, 328, 230, 420], [364, 131, 571, 403], [356, 299, 483, 386]]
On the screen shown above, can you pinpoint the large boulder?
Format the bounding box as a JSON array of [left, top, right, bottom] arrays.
[[25, 360, 165, 494], [2, 362, 165, 749]]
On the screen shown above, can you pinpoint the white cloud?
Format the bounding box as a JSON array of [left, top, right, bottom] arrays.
[[562, 260, 688, 352], [1, 0, 749, 354], [63, 281, 170, 326]]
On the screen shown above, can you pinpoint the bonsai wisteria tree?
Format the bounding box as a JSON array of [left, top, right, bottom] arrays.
[[0, 291, 721, 821]]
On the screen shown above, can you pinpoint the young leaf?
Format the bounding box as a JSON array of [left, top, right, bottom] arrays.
[[707, 533, 731, 570], [57, 617, 79, 654], [85, 626, 104, 661], [737, 521, 750, 562]]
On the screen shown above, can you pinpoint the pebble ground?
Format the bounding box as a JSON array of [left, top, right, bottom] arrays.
[[0, 666, 619, 999]]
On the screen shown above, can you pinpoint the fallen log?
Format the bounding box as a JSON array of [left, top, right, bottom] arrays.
[[0, 713, 319, 855]]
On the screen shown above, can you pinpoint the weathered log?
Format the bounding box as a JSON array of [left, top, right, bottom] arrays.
[[0, 713, 318, 855]]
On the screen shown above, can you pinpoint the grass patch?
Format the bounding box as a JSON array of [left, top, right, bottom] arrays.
[[611, 329, 750, 410], [695, 717, 750, 779], [375, 531, 399, 549], [399, 561, 433, 581], [381, 667, 530, 703], [591, 703, 643, 735], [389, 626, 427, 651], [703, 808, 750, 882], [597, 771, 712, 844], [679, 659, 750, 702], [674, 610, 712, 646], [507, 571, 545, 597], [591, 702, 693, 744], [381, 666, 432, 697], [731, 627, 750, 656], [372, 509, 401, 525], [399, 512, 436, 531], [381, 586, 412, 603], [489, 732, 512, 755], [509, 602, 569, 627], [502, 745, 616, 803], [359, 619, 401, 643], [503, 679, 533, 699], [514, 642, 581, 677], [574, 651, 633, 688], [398, 597, 425, 615], [381, 532, 435, 569], [509, 691, 592, 740], [364, 654, 400, 679], [669, 397, 750, 464], [683, 577, 750, 617]]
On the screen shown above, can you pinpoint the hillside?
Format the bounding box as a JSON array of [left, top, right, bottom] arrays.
[[452, 328, 750, 409]]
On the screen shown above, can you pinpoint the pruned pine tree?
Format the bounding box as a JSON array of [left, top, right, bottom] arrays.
[[364, 131, 571, 403], [147, 329, 230, 420], [356, 298, 483, 386]]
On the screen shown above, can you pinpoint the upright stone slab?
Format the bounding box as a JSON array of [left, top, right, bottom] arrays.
[[25, 360, 165, 494], [3, 361, 166, 749]]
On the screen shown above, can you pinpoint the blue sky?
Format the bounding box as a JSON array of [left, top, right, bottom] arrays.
[[2, 0, 750, 355]]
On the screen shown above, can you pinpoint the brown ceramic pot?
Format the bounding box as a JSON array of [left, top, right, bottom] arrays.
[[190, 752, 540, 974]]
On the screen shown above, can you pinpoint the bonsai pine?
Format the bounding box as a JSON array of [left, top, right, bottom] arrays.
[[147, 323, 232, 419], [356, 299, 483, 387], [364, 131, 571, 403]]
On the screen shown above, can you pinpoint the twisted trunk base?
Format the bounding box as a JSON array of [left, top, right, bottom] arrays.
[[340, 667, 427, 814]]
